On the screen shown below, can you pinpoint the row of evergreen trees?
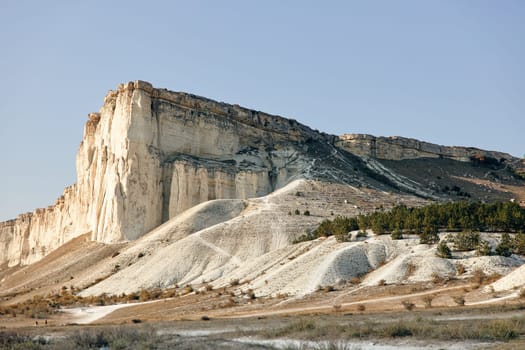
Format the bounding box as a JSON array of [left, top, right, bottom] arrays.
[[358, 201, 525, 235], [297, 201, 525, 249]]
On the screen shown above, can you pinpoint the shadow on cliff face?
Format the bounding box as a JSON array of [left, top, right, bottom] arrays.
[[302, 139, 440, 199], [380, 157, 525, 203], [299, 139, 525, 203]]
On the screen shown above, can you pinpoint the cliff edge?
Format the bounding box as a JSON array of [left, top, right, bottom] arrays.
[[0, 81, 520, 268]]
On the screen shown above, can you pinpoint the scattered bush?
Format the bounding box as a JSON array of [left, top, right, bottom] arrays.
[[332, 304, 342, 312], [452, 295, 466, 306], [246, 289, 256, 300], [401, 300, 415, 311], [405, 263, 417, 279], [431, 272, 447, 285], [229, 279, 240, 287], [181, 285, 194, 295], [496, 233, 513, 257], [456, 263, 466, 275], [436, 241, 452, 258], [303, 210, 310, 216], [477, 239, 492, 256], [453, 230, 480, 251], [513, 232, 525, 255], [470, 269, 487, 286], [63, 327, 156, 349], [419, 226, 440, 244], [350, 276, 362, 285], [391, 229, 403, 240], [387, 322, 413, 337], [422, 295, 434, 308]]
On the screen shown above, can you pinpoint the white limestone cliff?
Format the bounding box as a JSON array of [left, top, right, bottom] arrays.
[[0, 81, 322, 266], [1, 80, 520, 268]]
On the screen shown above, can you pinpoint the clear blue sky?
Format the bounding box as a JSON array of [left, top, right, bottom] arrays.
[[1, 1, 524, 221]]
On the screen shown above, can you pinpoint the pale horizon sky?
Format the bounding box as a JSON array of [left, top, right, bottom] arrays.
[[1, 1, 524, 221]]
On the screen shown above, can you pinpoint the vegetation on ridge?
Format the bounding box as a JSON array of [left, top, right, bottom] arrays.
[[297, 201, 525, 255]]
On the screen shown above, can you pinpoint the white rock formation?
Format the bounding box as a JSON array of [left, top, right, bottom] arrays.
[[0, 81, 325, 266], [1, 80, 520, 270]]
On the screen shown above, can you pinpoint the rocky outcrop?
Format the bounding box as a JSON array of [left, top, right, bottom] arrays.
[[1, 80, 519, 268], [0, 81, 326, 266], [337, 134, 515, 163]]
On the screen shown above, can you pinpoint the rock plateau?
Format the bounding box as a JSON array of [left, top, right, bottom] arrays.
[[0, 81, 522, 296]]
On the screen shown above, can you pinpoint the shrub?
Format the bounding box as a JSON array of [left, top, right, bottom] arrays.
[[401, 300, 415, 311], [405, 263, 417, 279], [387, 322, 413, 337], [431, 272, 447, 285], [139, 289, 151, 301], [303, 210, 310, 216], [293, 230, 316, 243], [477, 239, 492, 256], [391, 229, 403, 240], [315, 216, 359, 238], [229, 279, 240, 287], [453, 295, 466, 306], [513, 232, 525, 255], [453, 230, 480, 251], [422, 295, 434, 308], [436, 241, 452, 258], [246, 289, 256, 299], [350, 276, 362, 285], [470, 269, 487, 286], [294, 209, 300, 215], [456, 263, 466, 275], [181, 285, 194, 295], [496, 233, 513, 257], [478, 319, 520, 340], [357, 304, 366, 312], [420, 226, 439, 244]]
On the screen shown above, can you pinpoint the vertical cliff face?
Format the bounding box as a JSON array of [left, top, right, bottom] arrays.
[[75, 83, 164, 242], [0, 185, 82, 266], [4, 81, 517, 268], [0, 81, 325, 266]]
